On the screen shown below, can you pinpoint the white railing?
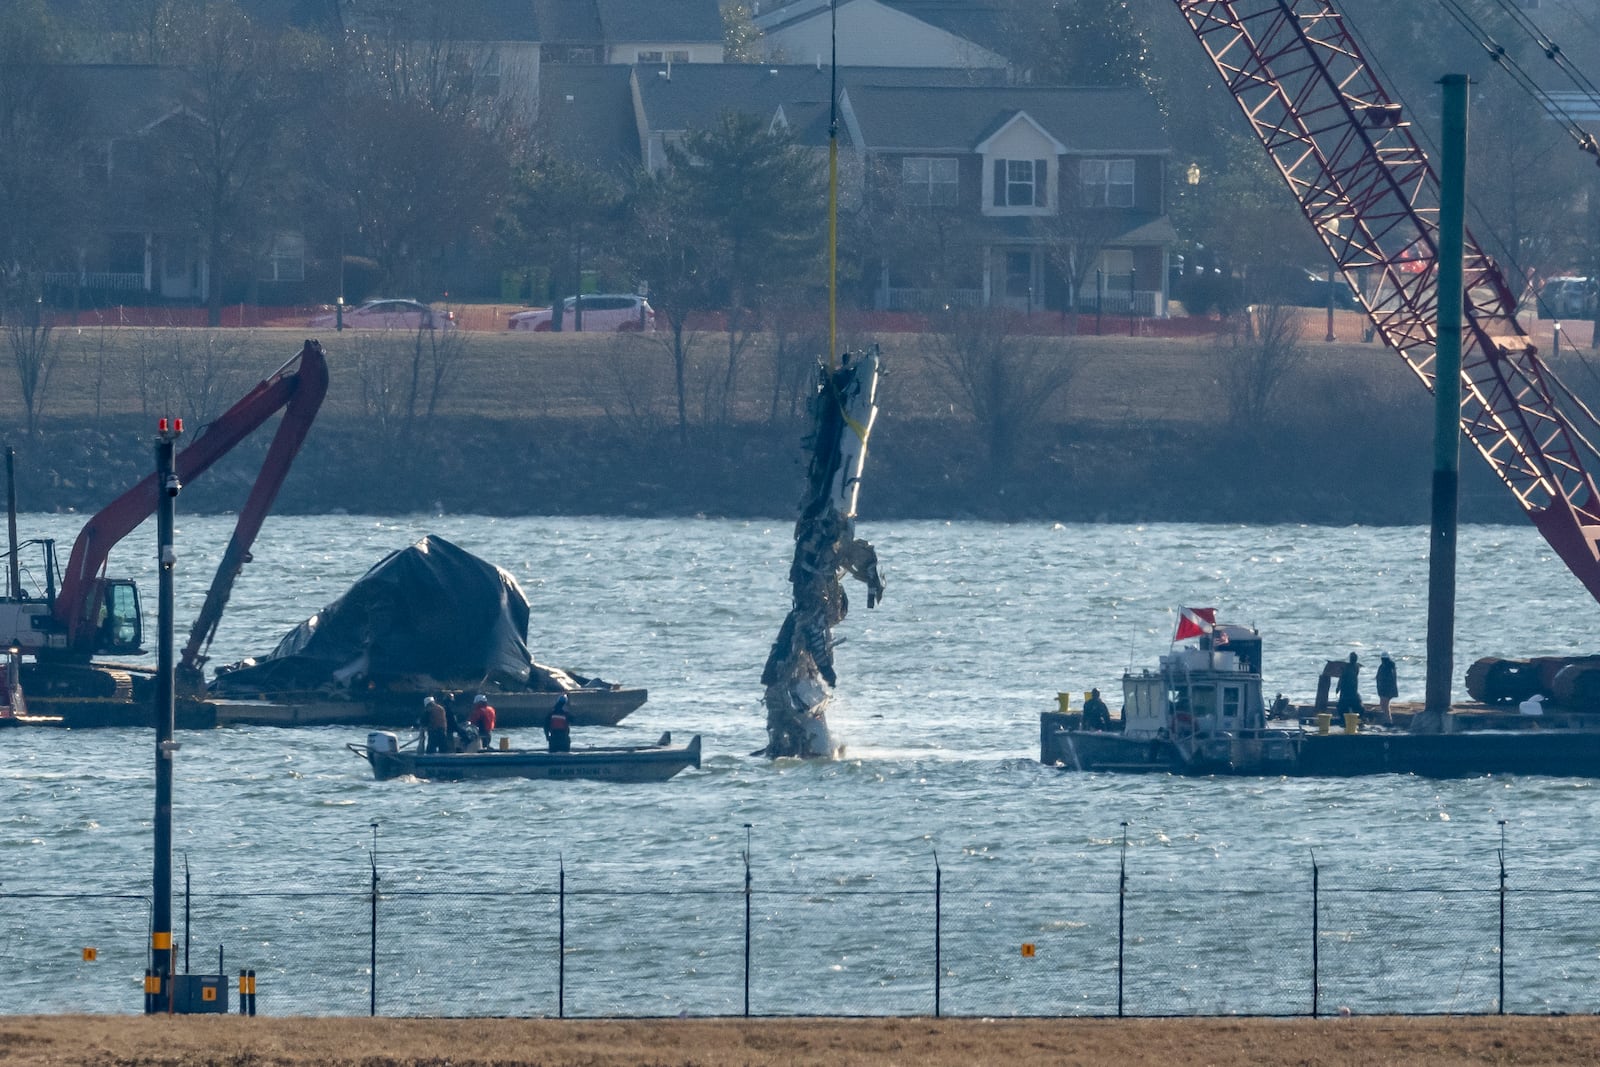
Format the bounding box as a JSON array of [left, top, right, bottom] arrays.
[[1074, 288, 1162, 316], [884, 288, 983, 311], [42, 271, 146, 292]]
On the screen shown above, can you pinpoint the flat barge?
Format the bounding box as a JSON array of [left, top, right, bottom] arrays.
[[1042, 620, 1600, 778]]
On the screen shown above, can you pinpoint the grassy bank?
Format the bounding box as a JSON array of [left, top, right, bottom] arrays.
[[0, 321, 1527, 523]]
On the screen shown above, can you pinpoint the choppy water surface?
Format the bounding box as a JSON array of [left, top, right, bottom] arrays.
[[4, 515, 1600, 1015]]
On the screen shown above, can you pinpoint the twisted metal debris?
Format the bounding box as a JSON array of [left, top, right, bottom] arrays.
[[761, 346, 885, 759]]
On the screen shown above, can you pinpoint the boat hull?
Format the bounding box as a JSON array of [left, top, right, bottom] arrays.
[[210, 686, 647, 729], [1041, 712, 1600, 778], [361, 734, 701, 783]]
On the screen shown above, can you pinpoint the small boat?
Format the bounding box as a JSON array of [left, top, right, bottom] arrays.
[[1040, 613, 1600, 778], [348, 730, 702, 783]]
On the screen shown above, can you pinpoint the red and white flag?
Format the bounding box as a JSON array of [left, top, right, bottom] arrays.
[[1174, 606, 1216, 642]]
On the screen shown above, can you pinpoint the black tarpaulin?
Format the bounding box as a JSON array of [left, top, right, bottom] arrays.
[[211, 535, 532, 693]]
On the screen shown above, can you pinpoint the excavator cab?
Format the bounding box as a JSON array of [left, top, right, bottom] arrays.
[[93, 579, 142, 656]]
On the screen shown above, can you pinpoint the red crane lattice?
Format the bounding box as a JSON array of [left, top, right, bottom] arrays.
[[1175, 0, 1600, 602]]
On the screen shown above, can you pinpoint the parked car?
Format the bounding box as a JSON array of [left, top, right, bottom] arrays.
[[1538, 276, 1596, 319], [307, 299, 456, 331], [508, 294, 655, 332]]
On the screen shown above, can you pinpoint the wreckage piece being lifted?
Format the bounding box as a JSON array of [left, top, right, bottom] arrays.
[[761, 346, 885, 759]]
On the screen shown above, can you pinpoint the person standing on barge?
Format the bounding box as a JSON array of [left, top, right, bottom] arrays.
[[1082, 688, 1112, 731], [1375, 654, 1398, 724], [1336, 652, 1364, 717]]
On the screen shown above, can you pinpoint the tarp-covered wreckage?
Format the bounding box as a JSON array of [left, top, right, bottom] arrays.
[[212, 535, 536, 694]]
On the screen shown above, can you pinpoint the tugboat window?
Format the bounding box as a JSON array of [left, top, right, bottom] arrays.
[[1222, 686, 1241, 721]]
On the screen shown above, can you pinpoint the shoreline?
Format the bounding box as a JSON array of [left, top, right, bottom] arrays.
[[1, 1014, 1595, 1066]]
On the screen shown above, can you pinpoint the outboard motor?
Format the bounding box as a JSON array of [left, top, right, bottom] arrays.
[[368, 731, 399, 756]]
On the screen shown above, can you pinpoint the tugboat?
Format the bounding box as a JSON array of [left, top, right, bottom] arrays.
[[1040, 610, 1600, 778]]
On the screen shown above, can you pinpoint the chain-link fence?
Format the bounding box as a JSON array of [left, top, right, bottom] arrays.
[[5, 843, 1598, 1017]]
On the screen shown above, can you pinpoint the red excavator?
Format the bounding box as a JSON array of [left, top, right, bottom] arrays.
[[1, 340, 328, 716], [1166, 0, 1600, 708]]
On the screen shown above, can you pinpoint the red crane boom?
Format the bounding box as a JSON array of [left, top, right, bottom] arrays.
[[54, 340, 328, 670], [1173, 0, 1600, 602]]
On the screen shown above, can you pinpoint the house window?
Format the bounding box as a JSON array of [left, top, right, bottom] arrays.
[[1081, 158, 1136, 207], [638, 50, 663, 62], [637, 49, 689, 63], [261, 234, 305, 283], [902, 157, 958, 206], [991, 158, 1047, 208]]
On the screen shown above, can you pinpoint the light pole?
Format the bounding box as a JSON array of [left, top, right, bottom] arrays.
[[148, 417, 183, 1013]]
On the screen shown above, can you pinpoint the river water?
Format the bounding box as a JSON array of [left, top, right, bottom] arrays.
[[5, 514, 1600, 1017]]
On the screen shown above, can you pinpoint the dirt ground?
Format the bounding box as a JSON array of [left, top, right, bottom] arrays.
[[1, 1014, 1599, 1066]]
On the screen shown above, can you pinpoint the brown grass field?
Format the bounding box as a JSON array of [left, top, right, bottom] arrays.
[[3, 1013, 1600, 1066]]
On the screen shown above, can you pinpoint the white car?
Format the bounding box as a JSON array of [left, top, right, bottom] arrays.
[[508, 294, 655, 332], [308, 299, 456, 331]]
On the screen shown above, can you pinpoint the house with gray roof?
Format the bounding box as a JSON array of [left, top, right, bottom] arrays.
[[535, 0, 724, 64], [754, 0, 1011, 74], [840, 83, 1175, 313], [631, 63, 1002, 171]]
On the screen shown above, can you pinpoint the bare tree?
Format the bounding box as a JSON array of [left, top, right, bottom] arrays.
[[8, 313, 57, 436], [927, 307, 1090, 474], [347, 324, 466, 446], [1215, 301, 1307, 431]]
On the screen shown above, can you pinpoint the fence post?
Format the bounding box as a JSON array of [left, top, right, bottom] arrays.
[[743, 824, 752, 1018], [558, 858, 566, 1019], [1096, 269, 1104, 336], [1129, 268, 1138, 337], [1117, 821, 1127, 1018], [1311, 851, 1319, 1019], [369, 822, 379, 1018], [934, 851, 942, 1019], [1498, 820, 1507, 1015]]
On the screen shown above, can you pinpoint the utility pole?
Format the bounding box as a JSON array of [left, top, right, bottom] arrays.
[[148, 417, 183, 1012], [1421, 75, 1469, 732]]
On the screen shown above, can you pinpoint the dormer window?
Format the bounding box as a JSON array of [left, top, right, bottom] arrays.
[[992, 158, 1047, 208]]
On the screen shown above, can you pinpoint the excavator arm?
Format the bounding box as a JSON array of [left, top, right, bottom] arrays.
[[1171, 0, 1600, 602], [54, 340, 329, 670]]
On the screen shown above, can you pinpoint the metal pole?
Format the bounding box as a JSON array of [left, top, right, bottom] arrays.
[[5, 446, 19, 600], [1311, 852, 1319, 1018], [1423, 74, 1469, 729], [148, 418, 182, 1013], [1117, 821, 1127, 1018], [827, 0, 838, 368], [183, 853, 190, 975], [933, 852, 942, 1019], [1498, 819, 1507, 1015], [558, 859, 565, 1019], [1326, 266, 1337, 342], [1096, 269, 1104, 335], [369, 821, 379, 1018], [1128, 267, 1137, 336], [743, 823, 752, 1017]]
